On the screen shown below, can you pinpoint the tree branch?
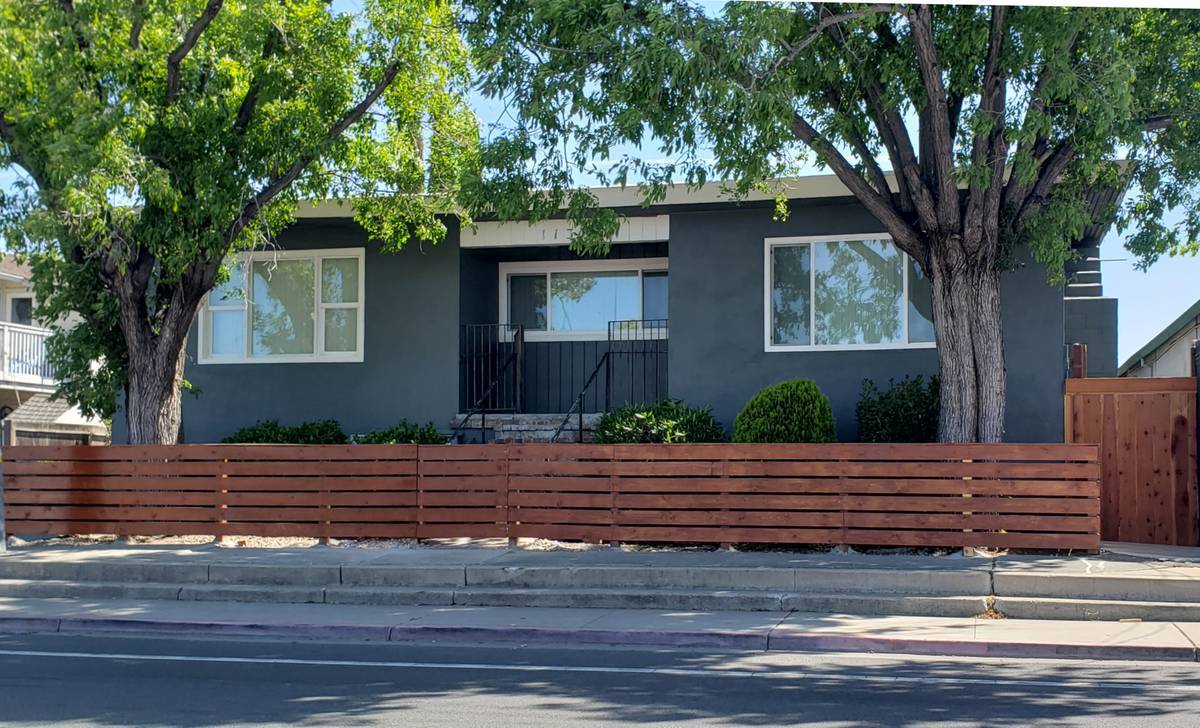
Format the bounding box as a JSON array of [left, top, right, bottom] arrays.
[[225, 60, 403, 246], [1012, 140, 1074, 234], [759, 4, 897, 80], [908, 4, 958, 232], [231, 28, 284, 137], [165, 0, 225, 103], [823, 19, 935, 224], [1002, 27, 1078, 221], [1140, 114, 1174, 132], [963, 5, 1008, 255], [822, 89, 891, 197], [130, 0, 147, 49], [790, 113, 926, 261]]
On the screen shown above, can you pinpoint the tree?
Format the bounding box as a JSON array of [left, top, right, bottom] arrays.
[[0, 0, 477, 443], [460, 2, 1200, 441]]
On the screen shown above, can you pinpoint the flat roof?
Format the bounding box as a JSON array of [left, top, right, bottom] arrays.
[[294, 172, 897, 218]]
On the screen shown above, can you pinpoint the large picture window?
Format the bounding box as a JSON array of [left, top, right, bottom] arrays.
[[199, 248, 365, 363], [765, 235, 935, 351], [499, 258, 668, 340]]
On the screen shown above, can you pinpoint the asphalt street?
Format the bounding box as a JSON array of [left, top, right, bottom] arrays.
[[0, 631, 1198, 726]]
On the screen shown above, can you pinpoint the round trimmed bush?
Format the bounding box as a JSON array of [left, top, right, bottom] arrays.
[[732, 380, 836, 443]]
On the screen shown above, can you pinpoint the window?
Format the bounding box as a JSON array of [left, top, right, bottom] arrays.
[[765, 235, 935, 351], [499, 258, 668, 340], [199, 248, 364, 363], [8, 296, 33, 327]]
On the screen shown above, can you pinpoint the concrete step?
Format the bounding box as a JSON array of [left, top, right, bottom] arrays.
[[464, 565, 988, 594], [0, 559, 988, 595], [994, 571, 1200, 603], [995, 596, 1200, 622], [0, 578, 987, 617], [0, 578, 185, 601]]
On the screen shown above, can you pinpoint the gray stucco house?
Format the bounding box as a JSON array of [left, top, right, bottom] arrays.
[[116, 174, 1119, 444]]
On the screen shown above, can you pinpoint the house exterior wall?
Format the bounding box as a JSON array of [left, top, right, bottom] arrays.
[[119, 195, 1070, 444], [1065, 297, 1119, 377], [668, 198, 1066, 443], [1123, 321, 1200, 378], [164, 217, 460, 443]]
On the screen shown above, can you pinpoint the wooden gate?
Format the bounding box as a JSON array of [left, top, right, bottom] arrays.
[[1064, 377, 1198, 546]]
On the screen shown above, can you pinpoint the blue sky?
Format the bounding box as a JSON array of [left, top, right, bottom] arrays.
[[1098, 210, 1199, 364]]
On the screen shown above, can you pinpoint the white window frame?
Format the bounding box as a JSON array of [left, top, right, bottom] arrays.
[[6, 292, 35, 326], [763, 234, 936, 353], [197, 247, 365, 364], [498, 257, 668, 342]]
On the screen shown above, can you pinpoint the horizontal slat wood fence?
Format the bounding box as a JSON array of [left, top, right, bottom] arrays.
[[2, 442, 1101, 550]]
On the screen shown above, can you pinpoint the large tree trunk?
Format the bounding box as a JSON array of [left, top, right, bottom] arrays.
[[970, 265, 1006, 442], [112, 247, 214, 446], [927, 244, 1007, 443], [125, 340, 186, 445]]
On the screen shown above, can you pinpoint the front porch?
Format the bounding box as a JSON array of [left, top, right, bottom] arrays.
[[457, 319, 667, 442]]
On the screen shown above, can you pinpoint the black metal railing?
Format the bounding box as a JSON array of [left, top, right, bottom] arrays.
[[605, 318, 668, 410], [552, 319, 670, 442], [460, 324, 524, 413], [460, 319, 668, 426]]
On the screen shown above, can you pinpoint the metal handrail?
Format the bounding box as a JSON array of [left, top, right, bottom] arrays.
[[452, 350, 521, 442], [552, 351, 610, 443]]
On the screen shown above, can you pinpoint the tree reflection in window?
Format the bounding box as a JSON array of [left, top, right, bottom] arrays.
[[814, 240, 903, 345], [771, 245, 811, 345], [550, 271, 639, 331], [252, 259, 315, 355]]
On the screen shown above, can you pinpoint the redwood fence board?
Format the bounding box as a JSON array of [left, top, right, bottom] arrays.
[[1064, 377, 1198, 547], [3, 442, 1100, 550]]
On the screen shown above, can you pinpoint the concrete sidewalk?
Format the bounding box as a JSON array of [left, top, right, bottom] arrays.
[[0, 595, 1196, 662], [4, 542, 1200, 619]]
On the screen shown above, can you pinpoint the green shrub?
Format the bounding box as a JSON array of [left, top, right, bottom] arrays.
[[353, 420, 448, 445], [592, 399, 725, 444], [222, 418, 348, 444], [732, 380, 836, 443], [856, 375, 940, 443], [289, 419, 350, 444]]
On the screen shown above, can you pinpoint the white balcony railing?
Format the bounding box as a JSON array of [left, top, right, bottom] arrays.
[[0, 321, 54, 388]]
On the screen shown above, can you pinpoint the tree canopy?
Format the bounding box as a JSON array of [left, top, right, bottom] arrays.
[[0, 0, 478, 434], [462, 2, 1198, 268], [462, 1, 1200, 441]]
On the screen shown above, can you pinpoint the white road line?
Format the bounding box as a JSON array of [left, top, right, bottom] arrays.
[[0, 648, 1197, 693]]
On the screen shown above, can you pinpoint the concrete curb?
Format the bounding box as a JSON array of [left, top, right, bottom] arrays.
[[0, 615, 1195, 663]]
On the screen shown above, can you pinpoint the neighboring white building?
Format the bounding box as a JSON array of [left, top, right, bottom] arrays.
[[0, 256, 55, 416], [1119, 298, 1200, 378]]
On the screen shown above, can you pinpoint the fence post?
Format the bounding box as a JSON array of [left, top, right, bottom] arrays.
[[1067, 342, 1088, 379], [1194, 342, 1199, 542], [0, 418, 12, 554], [607, 445, 620, 549], [504, 443, 516, 548], [217, 455, 232, 546]]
